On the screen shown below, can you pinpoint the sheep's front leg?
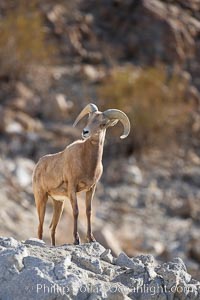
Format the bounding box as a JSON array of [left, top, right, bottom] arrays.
[[86, 185, 96, 243], [69, 191, 80, 245]]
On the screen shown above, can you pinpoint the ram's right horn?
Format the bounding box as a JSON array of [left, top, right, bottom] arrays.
[[103, 109, 130, 139]]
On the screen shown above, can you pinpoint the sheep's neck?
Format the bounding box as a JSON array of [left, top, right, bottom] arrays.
[[84, 130, 106, 170]]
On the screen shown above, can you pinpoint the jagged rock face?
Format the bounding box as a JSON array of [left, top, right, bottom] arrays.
[[80, 0, 200, 65], [0, 237, 199, 300]]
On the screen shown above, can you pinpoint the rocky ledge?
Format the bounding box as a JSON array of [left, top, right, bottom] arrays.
[[0, 237, 199, 300]]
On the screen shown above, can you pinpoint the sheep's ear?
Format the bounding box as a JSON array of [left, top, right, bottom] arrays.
[[108, 119, 119, 127]]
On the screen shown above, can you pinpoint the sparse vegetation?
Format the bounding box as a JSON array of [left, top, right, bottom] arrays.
[[98, 65, 194, 151], [0, 0, 55, 79]]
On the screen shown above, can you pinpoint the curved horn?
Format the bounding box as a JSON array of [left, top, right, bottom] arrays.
[[73, 103, 98, 127], [103, 109, 130, 139]]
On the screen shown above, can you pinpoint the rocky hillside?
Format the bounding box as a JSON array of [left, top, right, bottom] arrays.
[[0, 237, 199, 300], [0, 0, 200, 293]]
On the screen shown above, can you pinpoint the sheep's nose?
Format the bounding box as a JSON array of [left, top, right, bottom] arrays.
[[83, 129, 89, 135], [82, 129, 90, 138]]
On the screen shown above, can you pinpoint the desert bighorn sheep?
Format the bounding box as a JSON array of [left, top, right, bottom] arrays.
[[32, 103, 130, 245]]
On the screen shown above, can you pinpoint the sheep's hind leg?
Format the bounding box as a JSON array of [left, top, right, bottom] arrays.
[[86, 185, 96, 243], [35, 191, 48, 241], [49, 199, 64, 246]]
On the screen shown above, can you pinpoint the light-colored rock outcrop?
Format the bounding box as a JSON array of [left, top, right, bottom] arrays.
[[0, 237, 199, 300]]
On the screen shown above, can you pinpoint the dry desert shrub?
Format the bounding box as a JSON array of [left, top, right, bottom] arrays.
[[0, 0, 55, 80], [98, 65, 194, 152]]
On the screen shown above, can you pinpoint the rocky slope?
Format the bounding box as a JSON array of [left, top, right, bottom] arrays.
[[0, 153, 200, 282], [0, 236, 199, 300], [0, 0, 200, 294]]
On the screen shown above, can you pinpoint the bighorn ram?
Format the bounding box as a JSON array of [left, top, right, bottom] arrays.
[[32, 103, 130, 245]]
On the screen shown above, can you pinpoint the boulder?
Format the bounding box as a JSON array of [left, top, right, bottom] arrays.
[[0, 237, 199, 300]]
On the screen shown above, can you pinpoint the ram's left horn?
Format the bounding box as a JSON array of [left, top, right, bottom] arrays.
[[73, 103, 98, 127]]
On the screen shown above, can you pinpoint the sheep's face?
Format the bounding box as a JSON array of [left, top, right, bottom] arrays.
[[74, 103, 130, 140], [82, 112, 116, 139]]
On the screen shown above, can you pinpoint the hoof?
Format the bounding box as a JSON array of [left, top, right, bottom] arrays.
[[73, 238, 80, 245], [73, 234, 81, 245], [87, 235, 96, 243]]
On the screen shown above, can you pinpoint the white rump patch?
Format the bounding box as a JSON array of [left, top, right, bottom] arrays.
[[51, 195, 68, 202]]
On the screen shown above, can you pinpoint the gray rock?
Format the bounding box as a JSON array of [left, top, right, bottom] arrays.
[[61, 273, 82, 298], [54, 255, 72, 280], [103, 266, 115, 278], [0, 236, 199, 300], [115, 252, 145, 274], [0, 245, 28, 281], [0, 236, 20, 248], [100, 249, 114, 264], [82, 242, 106, 257], [24, 238, 46, 247], [115, 252, 135, 268], [23, 256, 55, 276], [106, 282, 132, 299], [72, 251, 103, 274], [156, 257, 191, 291], [0, 267, 59, 300]]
